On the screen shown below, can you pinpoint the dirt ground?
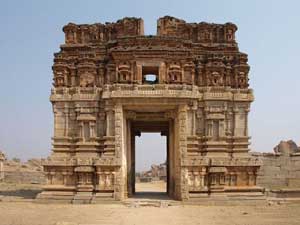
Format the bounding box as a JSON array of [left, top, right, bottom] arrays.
[[0, 182, 300, 225], [135, 180, 167, 192]]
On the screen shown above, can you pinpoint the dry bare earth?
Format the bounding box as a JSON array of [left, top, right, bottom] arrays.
[[0, 202, 299, 225], [135, 180, 167, 192], [0, 182, 299, 225]]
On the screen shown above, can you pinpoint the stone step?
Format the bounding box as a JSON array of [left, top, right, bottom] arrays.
[[72, 192, 93, 204], [122, 200, 170, 207]]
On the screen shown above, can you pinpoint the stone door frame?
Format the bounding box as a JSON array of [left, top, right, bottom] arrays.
[[113, 99, 189, 200]]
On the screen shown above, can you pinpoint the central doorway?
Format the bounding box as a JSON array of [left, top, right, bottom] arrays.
[[135, 132, 167, 196], [126, 119, 176, 199]]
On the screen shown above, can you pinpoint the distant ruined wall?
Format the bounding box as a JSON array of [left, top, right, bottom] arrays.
[[3, 171, 46, 184], [0, 152, 5, 181], [2, 159, 46, 184], [252, 140, 300, 189]]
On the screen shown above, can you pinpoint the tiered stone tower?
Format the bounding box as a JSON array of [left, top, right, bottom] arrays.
[[38, 16, 261, 203]]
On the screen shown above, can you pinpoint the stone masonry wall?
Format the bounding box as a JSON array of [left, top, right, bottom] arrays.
[[252, 140, 300, 189]]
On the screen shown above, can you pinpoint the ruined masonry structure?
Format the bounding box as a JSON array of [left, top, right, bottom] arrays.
[[0, 152, 5, 181], [38, 16, 262, 203]]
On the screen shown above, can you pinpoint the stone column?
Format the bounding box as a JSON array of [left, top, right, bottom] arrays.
[[233, 107, 238, 136], [194, 171, 200, 188], [196, 109, 204, 136], [106, 110, 114, 137], [70, 67, 76, 86], [64, 108, 69, 137], [245, 107, 250, 137], [136, 64, 142, 84], [90, 121, 95, 138], [178, 104, 189, 200], [114, 103, 125, 200], [79, 121, 84, 140], [191, 102, 198, 136], [200, 167, 207, 190], [98, 64, 105, 86], [159, 62, 166, 83]]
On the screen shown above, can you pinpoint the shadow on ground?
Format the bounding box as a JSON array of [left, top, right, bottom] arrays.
[[0, 189, 42, 199], [133, 192, 170, 200], [0, 183, 42, 199]]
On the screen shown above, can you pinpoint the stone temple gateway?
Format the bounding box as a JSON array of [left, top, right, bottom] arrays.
[[38, 16, 262, 203]]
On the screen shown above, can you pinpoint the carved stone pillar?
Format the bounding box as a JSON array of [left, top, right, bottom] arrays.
[[196, 109, 204, 136], [206, 120, 213, 137], [178, 104, 189, 200], [159, 62, 167, 83], [98, 112, 106, 137], [106, 63, 116, 84], [64, 108, 69, 137], [191, 102, 198, 136], [90, 121, 95, 138], [194, 171, 200, 188], [79, 121, 84, 139], [219, 120, 225, 137], [106, 110, 114, 136], [70, 66, 76, 86], [98, 64, 105, 86], [200, 167, 207, 189], [245, 107, 250, 137], [136, 64, 142, 84], [233, 107, 239, 136], [114, 103, 125, 200]]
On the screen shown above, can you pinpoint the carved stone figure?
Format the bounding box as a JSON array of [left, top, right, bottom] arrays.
[[117, 62, 132, 83], [209, 71, 224, 86], [79, 71, 95, 87], [168, 63, 182, 83], [237, 71, 248, 88]]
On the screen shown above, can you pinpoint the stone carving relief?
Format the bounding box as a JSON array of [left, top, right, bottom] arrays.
[[188, 168, 207, 191], [224, 23, 237, 42], [79, 71, 95, 87], [117, 62, 132, 83], [226, 29, 234, 41], [237, 71, 249, 88], [53, 66, 69, 87], [168, 62, 182, 83], [198, 28, 212, 42], [183, 62, 195, 84], [97, 170, 115, 191], [205, 59, 226, 87], [209, 71, 224, 86], [77, 172, 93, 186], [209, 173, 226, 186]]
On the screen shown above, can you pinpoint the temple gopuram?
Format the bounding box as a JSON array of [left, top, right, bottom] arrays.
[[38, 16, 262, 203]]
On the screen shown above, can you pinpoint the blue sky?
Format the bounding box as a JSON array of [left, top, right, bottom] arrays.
[[0, 0, 299, 170]]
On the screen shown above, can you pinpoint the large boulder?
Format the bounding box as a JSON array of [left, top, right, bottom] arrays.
[[274, 140, 300, 155]]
